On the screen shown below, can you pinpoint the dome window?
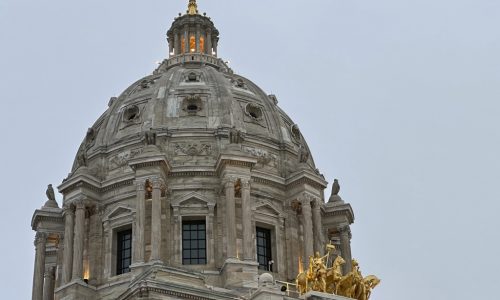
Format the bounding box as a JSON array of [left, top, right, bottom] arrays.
[[185, 71, 202, 83], [187, 104, 198, 112], [245, 103, 263, 121], [182, 95, 203, 115], [123, 105, 140, 123]]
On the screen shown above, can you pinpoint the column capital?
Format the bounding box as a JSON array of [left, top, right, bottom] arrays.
[[44, 266, 56, 279], [241, 178, 251, 189], [223, 176, 237, 187], [151, 177, 165, 189], [135, 179, 146, 191], [74, 199, 86, 210], [311, 197, 323, 209], [62, 204, 75, 216], [337, 225, 351, 237], [299, 192, 316, 206], [34, 232, 48, 247]]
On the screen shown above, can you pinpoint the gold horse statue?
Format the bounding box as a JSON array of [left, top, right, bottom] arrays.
[[336, 259, 381, 300]]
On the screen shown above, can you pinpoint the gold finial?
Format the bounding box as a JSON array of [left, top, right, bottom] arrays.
[[188, 0, 198, 15]]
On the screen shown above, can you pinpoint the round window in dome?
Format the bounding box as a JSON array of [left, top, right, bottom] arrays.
[[245, 103, 263, 121], [123, 105, 140, 123]]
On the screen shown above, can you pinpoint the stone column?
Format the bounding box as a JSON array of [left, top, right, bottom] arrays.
[[32, 232, 47, 300], [300, 194, 314, 266], [55, 234, 64, 288], [168, 34, 174, 56], [103, 220, 112, 278], [213, 38, 218, 56], [224, 177, 237, 258], [338, 225, 353, 274], [43, 266, 56, 300], [88, 206, 102, 285], [241, 179, 253, 261], [172, 207, 181, 266], [133, 181, 146, 264], [312, 198, 324, 254], [72, 200, 86, 280], [195, 24, 201, 52], [62, 206, 74, 284], [174, 30, 180, 55], [207, 205, 215, 265], [184, 25, 189, 53], [150, 178, 163, 262], [206, 29, 212, 55]]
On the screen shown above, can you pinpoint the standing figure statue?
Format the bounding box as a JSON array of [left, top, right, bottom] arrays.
[[145, 128, 157, 146], [46, 184, 56, 201], [76, 148, 87, 168], [298, 144, 309, 163], [311, 252, 329, 292], [331, 179, 340, 196]]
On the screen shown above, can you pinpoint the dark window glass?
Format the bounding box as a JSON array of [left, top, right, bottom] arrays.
[[116, 229, 132, 275], [256, 227, 273, 271], [182, 220, 206, 265]]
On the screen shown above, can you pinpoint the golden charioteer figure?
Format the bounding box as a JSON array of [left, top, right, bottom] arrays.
[[295, 243, 380, 300]]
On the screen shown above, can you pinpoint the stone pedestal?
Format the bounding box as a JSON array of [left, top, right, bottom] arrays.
[[302, 291, 354, 300], [221, 258, 259, 290], [55, 280, 96, 300]]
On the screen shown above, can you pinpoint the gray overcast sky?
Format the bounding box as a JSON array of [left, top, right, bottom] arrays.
[[0, 0, 499, 299]]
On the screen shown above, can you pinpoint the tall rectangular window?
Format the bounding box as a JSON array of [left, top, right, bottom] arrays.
[[116, 229, 132, 275], [256, 227, 273, 271], [182, 220, 206, 265]]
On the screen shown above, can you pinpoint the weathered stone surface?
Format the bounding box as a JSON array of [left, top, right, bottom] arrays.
[[30, 2, 357, 300]]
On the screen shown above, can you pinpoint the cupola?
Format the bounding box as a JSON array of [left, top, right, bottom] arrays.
[[166, 0, 220, 57]]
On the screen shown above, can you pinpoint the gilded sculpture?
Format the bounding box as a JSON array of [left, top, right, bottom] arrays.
[[295, 243, 380, 300]]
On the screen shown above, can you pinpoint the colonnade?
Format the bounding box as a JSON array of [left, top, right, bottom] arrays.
[[170, 27, 217, 56]]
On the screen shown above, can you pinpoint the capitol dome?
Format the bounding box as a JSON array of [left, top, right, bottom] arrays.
[[70, 50, 317, 179], [30, 2, 355, 299]]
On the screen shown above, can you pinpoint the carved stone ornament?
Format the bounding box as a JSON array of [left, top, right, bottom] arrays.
[[242, 146, 277, 167], [76, 147, 88, 168], [174, 143, 212, 156], [291, 199, 302, 214], [290, 124, 301, 142], [229, 126, 244, 144], [109, 149, 143, 170], [231, 78, 247, 90], [34, 232, 48, 246], [85, 127, 97, 148], [136, 78, 157, 91]]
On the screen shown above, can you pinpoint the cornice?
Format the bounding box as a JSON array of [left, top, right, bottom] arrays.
[[31, 208, 64, 231], [285, 169, 328, 190], [323, 203, 355, 224]]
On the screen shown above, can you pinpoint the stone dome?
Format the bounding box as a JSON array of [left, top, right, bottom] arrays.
[[70, 42, 318, 181], [31, 3, 357, 299]]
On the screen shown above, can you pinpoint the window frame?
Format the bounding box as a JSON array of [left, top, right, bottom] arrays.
[[182, 219, 207, 265], [115, 228, 132, 276], [256, 226, 273, 272]]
